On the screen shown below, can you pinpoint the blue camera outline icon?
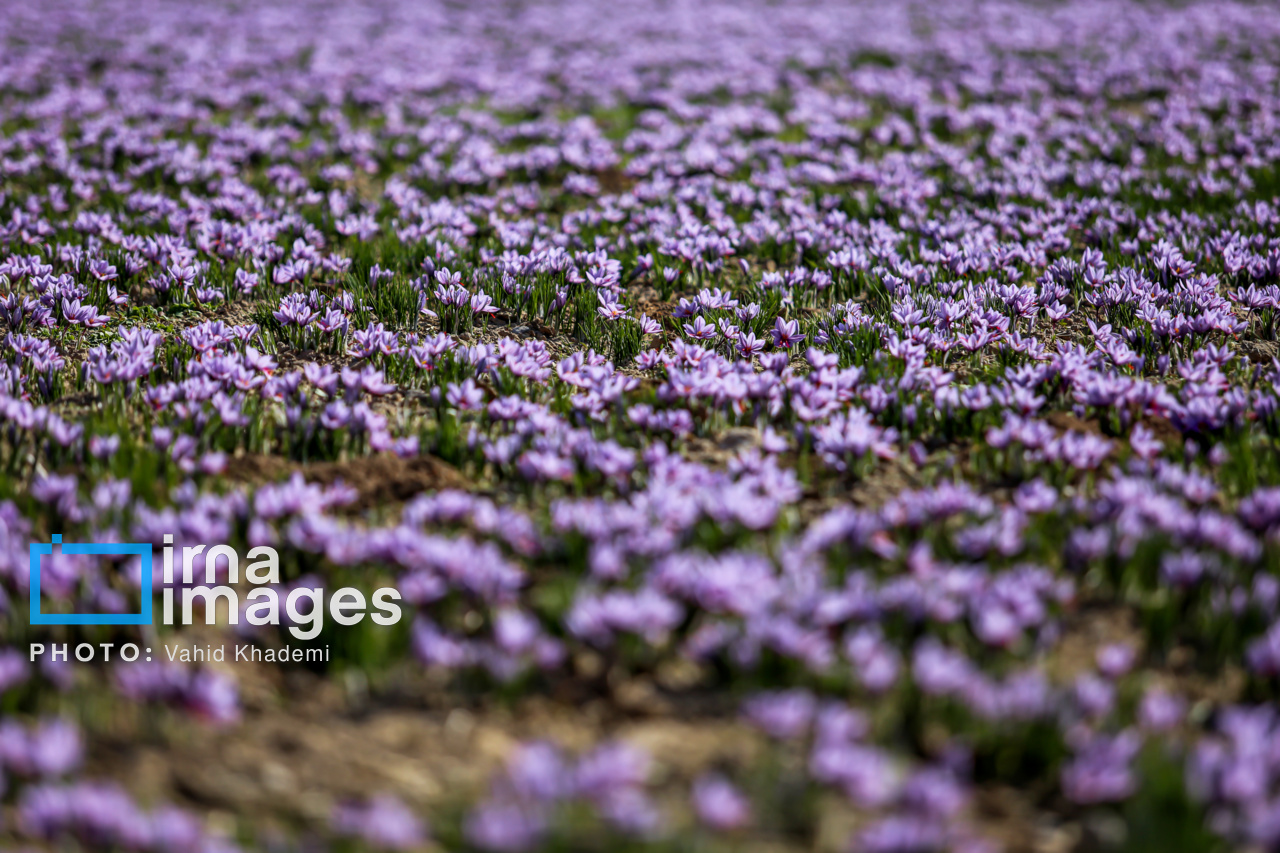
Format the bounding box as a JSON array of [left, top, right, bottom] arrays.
[[29, 535, 154, 626]]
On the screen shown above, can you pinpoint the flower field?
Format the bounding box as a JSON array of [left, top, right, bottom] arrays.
[[5, 0, 1280, 850]]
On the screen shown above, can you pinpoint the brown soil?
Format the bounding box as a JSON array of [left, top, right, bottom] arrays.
[[1042, 409, 1182, 446], [221, 451, 470, 511], [1235, 336, 1279, 365], [83, 631, 769, 844], [595, 166, 636, 195], [1042, 411, 1107, 437]]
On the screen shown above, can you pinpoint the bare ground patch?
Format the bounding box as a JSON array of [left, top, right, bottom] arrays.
[[221, 451, 470, 511]]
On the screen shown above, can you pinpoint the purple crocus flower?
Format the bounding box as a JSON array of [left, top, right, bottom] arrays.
[[769, 316, 804, 348], [332, 794, 428, 850], [691, 774, 751, 831]]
